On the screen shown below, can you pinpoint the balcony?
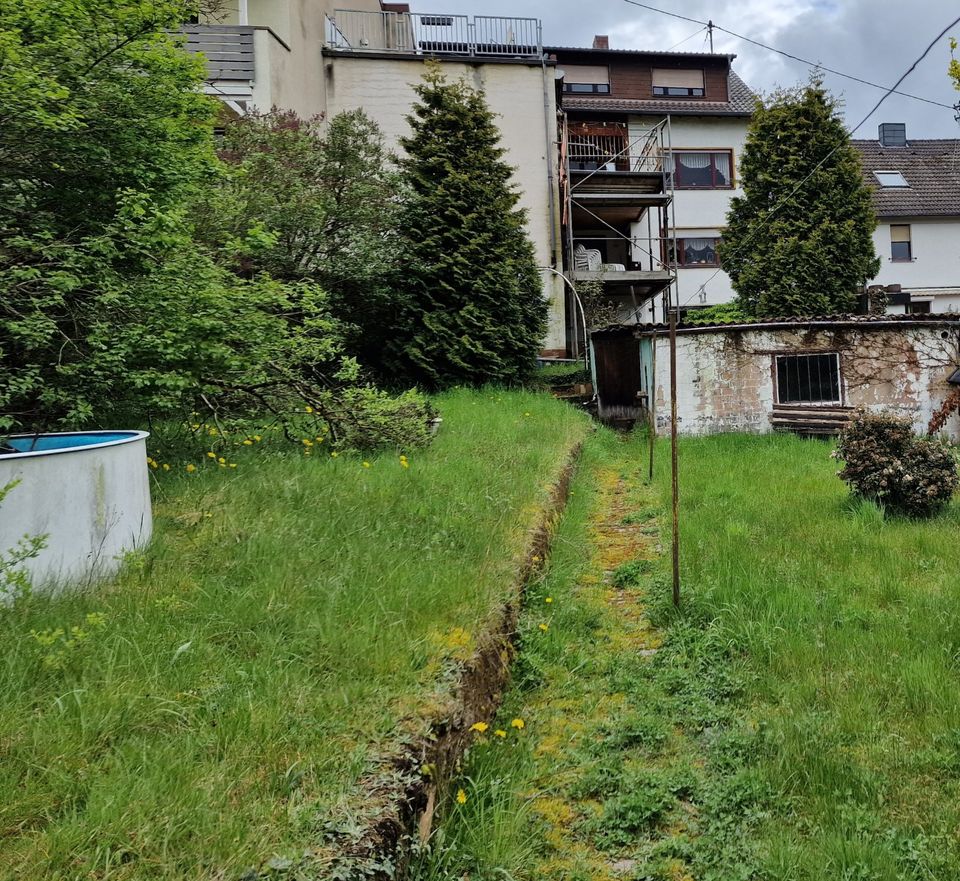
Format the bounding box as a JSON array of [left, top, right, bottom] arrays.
[[325, 10, 542, 59]]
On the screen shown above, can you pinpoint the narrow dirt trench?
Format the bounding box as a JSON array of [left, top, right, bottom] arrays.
[[408, 431, 712, 881]]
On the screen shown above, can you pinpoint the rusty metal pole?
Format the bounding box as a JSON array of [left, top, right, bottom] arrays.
[[648, 332, 656, 483], [669, 311, 680, 608]]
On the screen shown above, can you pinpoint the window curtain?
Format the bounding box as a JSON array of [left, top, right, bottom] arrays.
[[682, 238, 718, 264]]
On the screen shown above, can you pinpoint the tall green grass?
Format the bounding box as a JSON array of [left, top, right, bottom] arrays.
[[658, 432, 960, 878], [0, 388, 589, 880]]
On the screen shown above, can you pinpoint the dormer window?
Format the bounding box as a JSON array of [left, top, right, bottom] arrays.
[[652, 69, 704, 97], [874, 170, 909, 188]]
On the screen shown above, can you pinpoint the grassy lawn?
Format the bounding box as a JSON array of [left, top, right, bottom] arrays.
[[0, 389, 589, 880], [414, 430, 960, 880]]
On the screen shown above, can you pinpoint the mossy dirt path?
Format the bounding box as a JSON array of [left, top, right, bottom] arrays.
[[412, 429, 753, 880]]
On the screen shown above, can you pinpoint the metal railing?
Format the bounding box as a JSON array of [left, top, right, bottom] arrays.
[[572, 237, 674, 274], [181, 24, 255, 82], [568, 129, 665, 174], [326, 10, 542, 58]]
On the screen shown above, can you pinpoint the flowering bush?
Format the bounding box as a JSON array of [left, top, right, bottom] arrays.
[[835, 412, 959, 518]]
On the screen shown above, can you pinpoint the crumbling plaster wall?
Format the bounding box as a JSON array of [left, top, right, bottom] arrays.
[[652, 326, 960, 439]]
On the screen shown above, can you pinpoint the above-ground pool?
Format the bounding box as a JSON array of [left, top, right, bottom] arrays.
[[0, 431, 152, 593]]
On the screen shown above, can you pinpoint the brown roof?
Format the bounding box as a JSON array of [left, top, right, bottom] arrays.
[[561, 70, 755, 117], [546, 46, 736, 61], [853, 139, 960, 218]]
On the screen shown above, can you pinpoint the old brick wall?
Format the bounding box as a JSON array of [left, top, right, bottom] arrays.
[[651, 325, 960, 439]]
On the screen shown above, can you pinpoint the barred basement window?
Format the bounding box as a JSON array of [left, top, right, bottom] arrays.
[[776, 353, 842, 405]]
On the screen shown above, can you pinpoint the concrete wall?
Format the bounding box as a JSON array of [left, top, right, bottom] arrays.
[[0, 434, 153, 592], [630, 114, 749, 309], [644, 325, 960, 439], [325, 54, 565, 352], [872, 218, 960, 313]]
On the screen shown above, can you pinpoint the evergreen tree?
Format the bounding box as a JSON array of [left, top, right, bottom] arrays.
[[718, 79, 880, 318], [387, 64, 547, 388]]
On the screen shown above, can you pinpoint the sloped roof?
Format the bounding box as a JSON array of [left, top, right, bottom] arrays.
[[853, 139, 960, 218], [623, 312, 960, 335], [546, 45, 736, 61], [561, 70, 755, 117]]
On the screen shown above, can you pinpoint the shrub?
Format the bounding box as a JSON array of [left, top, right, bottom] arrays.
[[835, 412, 959, 518]]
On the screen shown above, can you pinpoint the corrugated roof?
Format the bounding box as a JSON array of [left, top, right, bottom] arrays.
[[853, 139, 960, 218], [561, 70, 755, 117], [622, 312, 960, 335]]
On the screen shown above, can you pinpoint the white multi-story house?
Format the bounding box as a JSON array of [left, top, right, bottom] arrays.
[[854, 124, 960, 315], [549, 38, 754, 331]]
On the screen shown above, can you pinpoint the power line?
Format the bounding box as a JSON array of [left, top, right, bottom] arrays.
[[666, 25, 707, 52], [676, 11, 960, 309], [621, 0, 956, 111]]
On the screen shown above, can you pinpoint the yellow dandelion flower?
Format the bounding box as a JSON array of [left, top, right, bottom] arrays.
[[316, 436, 325, 443], [207, 452, 216, 459], [494, 729, 507, 738], [456, 789, 467, 805], [149, 460, 158, 470], [305, 405, 314, 414], [186, 464, 196, 473], [242, 440, 253, 446], [162, 464, 170, 472], [539, 623, 549, 632], [229, 463, 237, 469], [511, 718, 525, 730], [400, 458, 410, 469], [470, 722, 489, 734], [253, 435, 262, 442], [545, 597, 553, 604], [208, 428, 218, 436], [331, 451, 340, 458], [531, 555, 541, 563], [362, 461, 371, 468], [523, 412, 531, 417], [191, 423, 200, 430], [218, 457, 226, 464], [302, 439, 313, 447]]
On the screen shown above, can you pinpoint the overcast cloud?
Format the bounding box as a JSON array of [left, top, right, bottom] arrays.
[[437, 0, 960, 138]]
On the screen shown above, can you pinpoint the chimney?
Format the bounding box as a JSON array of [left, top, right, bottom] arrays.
[[878, 123, 907, 148], [593, 35, 609, 50]]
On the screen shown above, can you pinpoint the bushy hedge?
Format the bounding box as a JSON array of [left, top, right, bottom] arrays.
[[835, 412, 959, 517]]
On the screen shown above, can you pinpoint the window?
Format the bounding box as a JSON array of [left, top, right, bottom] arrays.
[[874, 170, 909, 187], [652, 68, 704, 97], [891, 224, 912, 262], [670, 237, 721, 267], [563, 64, 611, 94], [776, 353, 842, 405], [908, 300, 932, 314], [670, 151, 733, 188]]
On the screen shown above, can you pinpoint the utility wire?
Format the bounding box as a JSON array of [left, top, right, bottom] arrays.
[[675, 11, 960, 308], [622, 0, 956, 111], [666, 25, 707, 52]]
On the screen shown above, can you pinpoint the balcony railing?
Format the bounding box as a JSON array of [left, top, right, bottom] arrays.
[[326, 10, 542, 59], [567, 129, 665, 174], [182, 24, 255, 82]]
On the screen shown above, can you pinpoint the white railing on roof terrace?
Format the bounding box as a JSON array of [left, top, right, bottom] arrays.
[[326, 10, 542, 59]]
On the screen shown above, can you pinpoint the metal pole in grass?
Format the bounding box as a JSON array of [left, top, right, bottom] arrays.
[[669, 310, 680, 607]]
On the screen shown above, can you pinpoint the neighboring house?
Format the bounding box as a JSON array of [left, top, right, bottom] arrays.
[[854, 123, 960, 315], [549, 38, 754, 329], [189, 0, 383, 117], [590, 316, 960, 439], [190, 2, 567, 356]]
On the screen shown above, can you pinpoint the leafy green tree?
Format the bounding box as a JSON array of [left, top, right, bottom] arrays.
[[0, 0, 217, 430], [195, 109, 403, 370], [387, 64, 547, 388], [718, 80, 880, 318]]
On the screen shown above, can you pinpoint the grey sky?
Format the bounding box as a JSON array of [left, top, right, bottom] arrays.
[[436, 0, 960, 138]]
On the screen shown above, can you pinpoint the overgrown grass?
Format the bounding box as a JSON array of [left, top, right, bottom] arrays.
[[661, 432, 960, 878], [413, 430, 960, 881], [0, 388, 589, 880]]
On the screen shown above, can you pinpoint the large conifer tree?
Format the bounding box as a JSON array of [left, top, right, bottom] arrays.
[[387, 65, 547, 388], [719, 80, 880, 317]]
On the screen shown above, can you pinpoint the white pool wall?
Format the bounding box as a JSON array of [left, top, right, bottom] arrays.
[[0, 432, 152, 593]]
